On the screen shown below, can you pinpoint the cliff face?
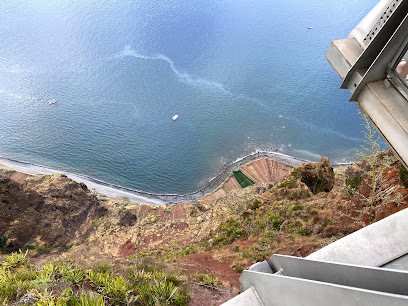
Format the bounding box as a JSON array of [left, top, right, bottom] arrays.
[[0, 173, 106, 251], [1, 153, 408, 305]]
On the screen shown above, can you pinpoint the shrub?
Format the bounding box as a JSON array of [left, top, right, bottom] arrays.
[[353, 112, 402, 223], [272, 216, 282, 230], [294, 226, 308, 235], [37, 246, 52, 254], [345, 176, 363, 197], [290, 202, 304, 211], [213, 218, 247, 246], [119, 201, 131, 207], [259, 230, 278, 247], [0, 236, 6, 251], [178, 246, 196, 257], [30, 275, 53, 290], [193, 271, 221, 287], [399, 165, 408, 188], [144, 213, 157, 223], [249, 199, 260, 210], [96, 263, 112, 274]]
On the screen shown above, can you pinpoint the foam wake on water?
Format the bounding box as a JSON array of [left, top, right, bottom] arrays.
[[292, 149, 323, 161], [117, 45, 228, 92], [0, 89, 38, 102], [116, 45, 275, 111], [288, 115, 362, 143]]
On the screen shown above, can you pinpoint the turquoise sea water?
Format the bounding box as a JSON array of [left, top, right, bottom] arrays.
[[0, 0, 379, 194]]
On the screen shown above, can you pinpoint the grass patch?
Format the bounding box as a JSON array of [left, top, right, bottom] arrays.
[[233, 170, 255, 188], [97, 196, 109, 202], [178, 246, 196, 257], [37, 246, 52, 255]]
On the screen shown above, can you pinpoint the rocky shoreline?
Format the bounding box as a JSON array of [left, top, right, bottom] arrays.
[[0, 151, 309, 205]]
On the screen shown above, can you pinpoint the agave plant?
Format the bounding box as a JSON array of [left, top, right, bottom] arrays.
[[77, 294, 105, 306], [137, 274, 180, 305], [193, 271, 221, 287], [0, 268, 30, 300], [87, 271, 110, 290], [64, 268, 84, 285], [40, 263, 58, 281], [33, 288, 59, 306], [103, 276, 130, 302], [2, 250, 28, 268]]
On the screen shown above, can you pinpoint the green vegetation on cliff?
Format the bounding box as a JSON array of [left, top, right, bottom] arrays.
[[0, 250, 189, 305]]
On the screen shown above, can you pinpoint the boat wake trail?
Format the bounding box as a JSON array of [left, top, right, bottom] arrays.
[[290, 116, 362, 143], [0, 89, 37, 102], [116, 45, 272, 110], [117, 45, 228, 93]]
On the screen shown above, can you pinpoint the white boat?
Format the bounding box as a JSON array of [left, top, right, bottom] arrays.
[[172, 114, 178, 121], [307, 26, 313, 29], [48, 98, 58, 105]]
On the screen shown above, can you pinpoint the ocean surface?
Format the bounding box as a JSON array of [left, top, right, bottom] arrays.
[[0, 0, 380, 194]]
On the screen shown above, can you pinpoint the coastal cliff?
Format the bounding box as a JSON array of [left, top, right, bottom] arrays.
[[1, 151, 407, 305], [0, 174, 107, 251]]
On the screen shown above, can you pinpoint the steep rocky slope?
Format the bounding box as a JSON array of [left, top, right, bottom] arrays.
[[1, 151, 407, 305], [0, 173, 106, 251]]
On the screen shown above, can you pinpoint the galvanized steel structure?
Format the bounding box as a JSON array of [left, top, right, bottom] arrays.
[[326, 0, 408, 168]]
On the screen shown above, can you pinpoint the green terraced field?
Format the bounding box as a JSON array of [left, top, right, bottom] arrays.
[[233, 170, 255, 188]]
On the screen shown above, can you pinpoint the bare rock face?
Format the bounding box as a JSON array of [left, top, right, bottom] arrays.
[[0, 177, 43, 250], [0, 174, 107, 251], [117, 208, 137, 227], [297, 157, 335, 194]]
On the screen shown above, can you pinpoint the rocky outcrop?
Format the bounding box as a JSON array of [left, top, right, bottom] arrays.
[[0, 174, 107, 251], [297, 157, 335, 194], [117, 208, 137, 227]]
